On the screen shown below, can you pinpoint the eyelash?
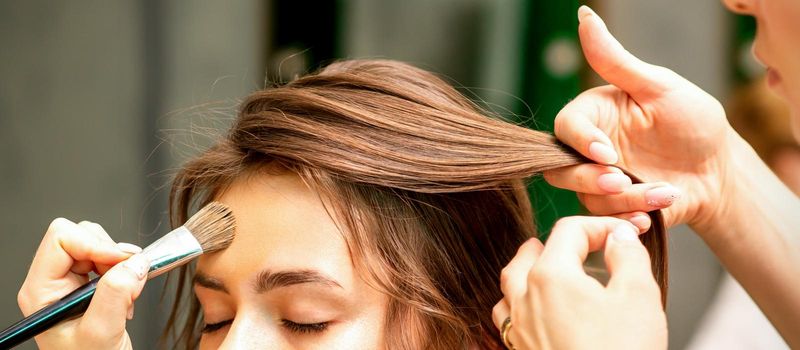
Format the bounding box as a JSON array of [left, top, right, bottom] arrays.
[[200, 319, 330, 334], [201, 320, 232, 334], [281, 319, 330, 334]]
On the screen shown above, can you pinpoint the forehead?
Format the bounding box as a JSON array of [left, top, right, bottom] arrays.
[[196, 170, 355, 292]]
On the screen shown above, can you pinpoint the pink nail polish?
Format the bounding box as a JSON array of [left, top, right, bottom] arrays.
[[645, 186, 682, 207], [597, 173, 632, 192], [589, 142, 619, 164]]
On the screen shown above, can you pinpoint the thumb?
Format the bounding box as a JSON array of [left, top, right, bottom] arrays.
[[577, 6, 678, 100], [78, 254, 149, 341], [604, 224, 659, 292]]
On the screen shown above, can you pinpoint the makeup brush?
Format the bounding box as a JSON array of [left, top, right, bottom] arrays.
[[0, 202, 236, 349]]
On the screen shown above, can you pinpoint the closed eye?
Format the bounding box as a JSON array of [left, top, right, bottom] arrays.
[[281, 319, 330, 334], [201, 319, 232, 334]]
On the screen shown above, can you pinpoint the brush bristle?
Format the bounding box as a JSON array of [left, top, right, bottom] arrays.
[[184, 202, 236, 253]]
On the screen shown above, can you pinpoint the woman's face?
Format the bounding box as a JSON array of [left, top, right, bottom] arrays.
[[723, 0, 800, 138], [194, 170, 388, 349]]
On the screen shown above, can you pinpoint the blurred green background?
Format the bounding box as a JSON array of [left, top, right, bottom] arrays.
[[0, 1, 779, 349]]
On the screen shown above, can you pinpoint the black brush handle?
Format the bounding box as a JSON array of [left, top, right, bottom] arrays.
[[0, 277, 99, 349]]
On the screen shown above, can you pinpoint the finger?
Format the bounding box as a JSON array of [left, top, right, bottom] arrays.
[[74, 222, 141, 276], [538, 216, 641, 273], [544, 164, 631, 194], [79, 254, 149, 339], [578, 183, 682, 215], [604, 224, 660, 293], [577, 6, 678, 100], [500, 238, 544, 299], [97, 244, 142, 276], [28, 218, 129, 283], [553, 87, 620, 164], [491, 298, 510, 331], [71, 260, 97, 275], [77, 221, 143, 259], [77, 221, 115, 245], [611, 211, 652, 233], [70, 221, 118, 275]]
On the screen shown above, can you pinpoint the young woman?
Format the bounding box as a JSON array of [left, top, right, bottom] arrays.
[[17, 59, 666, 349]]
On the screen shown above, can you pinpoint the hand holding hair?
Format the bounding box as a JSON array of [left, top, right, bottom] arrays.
[[548, 6, 800, 346], [492, 216, 667, 350], [542, 5, 733, 232]]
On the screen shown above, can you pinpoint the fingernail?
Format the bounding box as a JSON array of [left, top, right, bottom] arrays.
[[645, 185, 682, 207], [127, 304, 134, 320], [628, 214, 651, 232], [123, 254, 150, 280], [578, 5, 596, 23], [593, 129, 614, 147], [597, 173, 632, 192], [117, 242, 142, 255], [589, 142, 618, 164], [612, 224, 639, 242]]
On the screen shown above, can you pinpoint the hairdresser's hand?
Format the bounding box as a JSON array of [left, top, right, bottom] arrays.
[[492, 216, 667, 350], [17, 218, 149, 350], [543, 6, 737, 234]]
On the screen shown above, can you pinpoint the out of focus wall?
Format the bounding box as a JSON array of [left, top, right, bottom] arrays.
[[0, 1, 263, 348], [0, 2, 147, 349]]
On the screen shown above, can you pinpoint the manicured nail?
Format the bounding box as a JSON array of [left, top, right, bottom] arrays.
[[123, 254, 150, 280], [589, 142, 618, 164], [597, 173, 632, 192], [578, 5, 596, 23], [628, 214, 651, 232], [117, 242, 142, 255], [645, 185, 682, 207], [595, 130, 614, 148], [127, 304, 135, 320], [612, 224, 639, 242]]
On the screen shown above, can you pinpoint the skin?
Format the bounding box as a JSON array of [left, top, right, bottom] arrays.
[[506, 3, 800, 349], [17, 169, 390, 349], [724, 0, 800, 137], [194, 170, 388, 349], [17, 219, 147, 350], [492, 217, 666, 350]]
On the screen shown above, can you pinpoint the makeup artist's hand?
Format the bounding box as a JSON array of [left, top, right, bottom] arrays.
[[543, 6, 738, 235], [17, 218, 149, 350], [492, 216, 667, 350]]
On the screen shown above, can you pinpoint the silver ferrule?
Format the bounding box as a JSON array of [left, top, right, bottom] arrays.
[[140, 226, 203, 279]]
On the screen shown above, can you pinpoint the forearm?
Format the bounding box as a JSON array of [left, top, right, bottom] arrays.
[[698, 132, 800, 347]]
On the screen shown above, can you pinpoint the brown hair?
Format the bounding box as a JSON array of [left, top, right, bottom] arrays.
[[164, 59, 667, 349]]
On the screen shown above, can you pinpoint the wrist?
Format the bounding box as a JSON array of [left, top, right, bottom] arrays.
[[689, 129, 758, 239]]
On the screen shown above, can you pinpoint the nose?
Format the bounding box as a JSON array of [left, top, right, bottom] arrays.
[[722, 0, 757, 15], [217, 317, 278, 350]]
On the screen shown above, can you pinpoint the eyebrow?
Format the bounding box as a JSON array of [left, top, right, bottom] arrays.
[[253, 269, 343, 293], [192, 269, 343, 294], [193, 272, 229, 293]]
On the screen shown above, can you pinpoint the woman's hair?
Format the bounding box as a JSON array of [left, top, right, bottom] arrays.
[[164, 59, 667, 349]]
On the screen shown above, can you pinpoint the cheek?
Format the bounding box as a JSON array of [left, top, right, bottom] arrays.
[[763, 1, 800, 69]]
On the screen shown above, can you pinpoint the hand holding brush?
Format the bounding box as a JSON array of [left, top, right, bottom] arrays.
[[2, 202, 236, 350]]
